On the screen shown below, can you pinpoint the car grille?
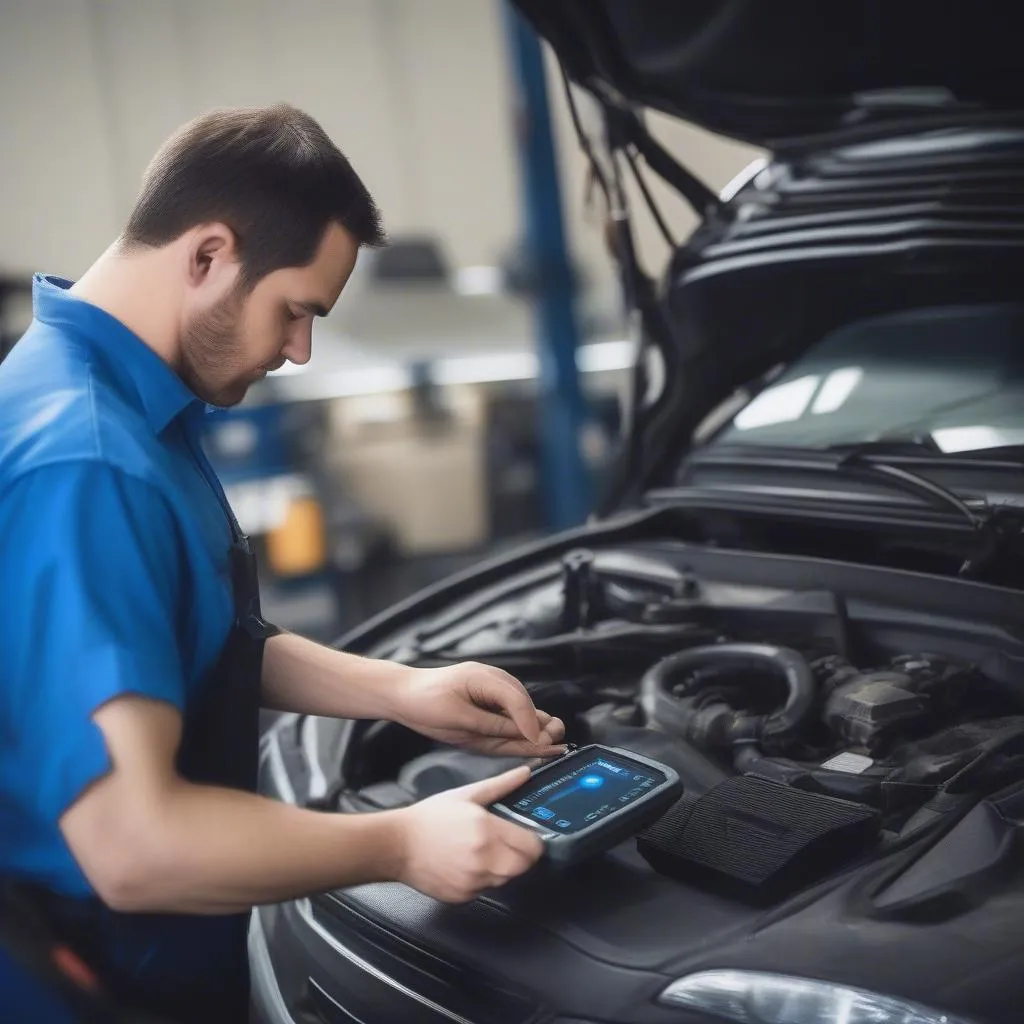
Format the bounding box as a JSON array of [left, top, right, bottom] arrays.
[[299, 893, 546, 1024]]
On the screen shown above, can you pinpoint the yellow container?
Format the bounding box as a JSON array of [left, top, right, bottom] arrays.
[[266, 497, 328, 577]]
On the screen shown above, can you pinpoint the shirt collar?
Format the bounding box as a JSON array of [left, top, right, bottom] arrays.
[[32, 273, 205, 435]]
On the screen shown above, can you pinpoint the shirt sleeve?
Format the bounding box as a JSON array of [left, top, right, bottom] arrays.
[[0, 461, 188, 822]]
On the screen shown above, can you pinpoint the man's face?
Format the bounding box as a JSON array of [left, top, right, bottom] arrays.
[[180, 222, 358, 407]]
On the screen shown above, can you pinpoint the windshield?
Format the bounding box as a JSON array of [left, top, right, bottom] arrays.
[[709, 304, 1024, 454]]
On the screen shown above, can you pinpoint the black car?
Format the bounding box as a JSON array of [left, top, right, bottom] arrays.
[[253, 4, 1024, 1023]]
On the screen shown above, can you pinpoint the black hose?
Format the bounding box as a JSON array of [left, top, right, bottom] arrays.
[[640, 643, 817, 752]]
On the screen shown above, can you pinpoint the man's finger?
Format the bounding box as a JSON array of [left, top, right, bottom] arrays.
[[459, 707, 563, 747], [542, 715, 566, 743], [469, 673, 541, 745], [485, 739, 567, 759], [442, 723, 566, 756], [458, 765, 533, 806]]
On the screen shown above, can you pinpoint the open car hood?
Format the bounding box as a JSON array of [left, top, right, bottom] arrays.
[[510, 0, 1023, 150], [506, 1, 1024, 512]]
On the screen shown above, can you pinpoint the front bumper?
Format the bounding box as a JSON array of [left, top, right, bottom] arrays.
[[250, 896, 555, 1024], [248, 889, 692, 1024]]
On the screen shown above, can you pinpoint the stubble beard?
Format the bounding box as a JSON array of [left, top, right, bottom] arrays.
[[180, 286, 251, 408]]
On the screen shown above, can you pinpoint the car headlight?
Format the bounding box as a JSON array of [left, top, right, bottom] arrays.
[[659, 970, 972, 1024]]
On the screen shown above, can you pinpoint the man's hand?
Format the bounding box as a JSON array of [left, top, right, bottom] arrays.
[[261, 635, 565, 756], [393, 766, 545, 902], [392, 662, 567, 757]]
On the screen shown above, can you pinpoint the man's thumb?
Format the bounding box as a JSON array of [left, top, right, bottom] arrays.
[[460, 765, 533, 806]]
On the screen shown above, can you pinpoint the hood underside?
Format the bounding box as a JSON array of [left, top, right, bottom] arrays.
[[511, 0, 1024, 150], [506, 1, 1024, 508]]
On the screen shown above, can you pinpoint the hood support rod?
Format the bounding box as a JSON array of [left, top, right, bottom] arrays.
[[602, 102, 725, 221]]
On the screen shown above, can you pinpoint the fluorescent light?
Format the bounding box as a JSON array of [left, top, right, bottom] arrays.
[[432, 339, 635, 386], [267, 365, 412, 402], [454, 265, 503, 296], [433, 351, 538, 385], [577, 338, 635, 373], [253, 337, 635, 404]]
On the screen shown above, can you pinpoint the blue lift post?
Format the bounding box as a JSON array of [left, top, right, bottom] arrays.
[[502, 3, 591, 531]]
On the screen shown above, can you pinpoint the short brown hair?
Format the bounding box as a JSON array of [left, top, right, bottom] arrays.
[[122, 103, 385, 286]]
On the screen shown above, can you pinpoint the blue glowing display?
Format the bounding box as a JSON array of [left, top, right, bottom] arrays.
[[506, 752, 665, 835]]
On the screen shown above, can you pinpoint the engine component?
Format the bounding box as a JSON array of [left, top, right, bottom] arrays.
[[350, 558, 1024, 847], [732, 745, 890, 807], [637, 775, 881, 901], [560, 549, 603, 632], [641, 643, 817, 753], [890, 717, 1024, 793], [639, 571, 704, 624], [822, 668, 926, 752], [557, 548, 702, 632], [732, 716, 1024, 817], [817, 654, 999, 753], [580, 701, 643, 737]]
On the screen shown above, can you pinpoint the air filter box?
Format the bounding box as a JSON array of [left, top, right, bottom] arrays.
[[637, 775, 881, 902]]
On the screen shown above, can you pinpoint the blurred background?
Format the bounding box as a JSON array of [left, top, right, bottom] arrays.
[[0, 0, 760, 641]]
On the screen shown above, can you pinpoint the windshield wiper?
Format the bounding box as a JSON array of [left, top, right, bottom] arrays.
[[666, 444, 1024, 578], [845, 452, 1022, 577], [827, 444, 987, 530], [672, 442, 1002, 564], [680, 443, 988, 528], [826, 437, 944, 457], [827, 437, 1024, 465]]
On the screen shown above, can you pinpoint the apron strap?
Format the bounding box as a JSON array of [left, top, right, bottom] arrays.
[[228, 537, 282, 640]]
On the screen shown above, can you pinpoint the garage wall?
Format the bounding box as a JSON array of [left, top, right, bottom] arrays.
[[0, 0, 760, 299]]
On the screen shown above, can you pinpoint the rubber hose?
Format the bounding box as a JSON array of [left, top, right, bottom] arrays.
[[640, 643, 817, 750]]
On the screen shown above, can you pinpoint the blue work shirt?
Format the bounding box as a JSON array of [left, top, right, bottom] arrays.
[[0, 275, 236, 897]]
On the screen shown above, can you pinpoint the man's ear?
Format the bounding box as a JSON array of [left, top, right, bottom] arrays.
[[185, 223, 240, 291]]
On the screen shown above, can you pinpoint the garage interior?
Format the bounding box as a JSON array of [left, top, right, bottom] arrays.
[[9, 4, 1024, 1024]]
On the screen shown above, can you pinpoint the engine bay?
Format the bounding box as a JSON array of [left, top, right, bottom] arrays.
[[327, 540, 1024, 899]]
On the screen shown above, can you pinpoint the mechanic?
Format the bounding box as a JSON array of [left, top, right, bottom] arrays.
[[0, 103, 566, 1024]]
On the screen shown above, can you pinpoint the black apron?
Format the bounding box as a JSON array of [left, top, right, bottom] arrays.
[[4, 446, 279, 1023]]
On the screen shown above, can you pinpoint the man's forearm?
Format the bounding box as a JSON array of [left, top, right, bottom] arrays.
[[105, 781, 407, 915], [261, 630, 409, 720]]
